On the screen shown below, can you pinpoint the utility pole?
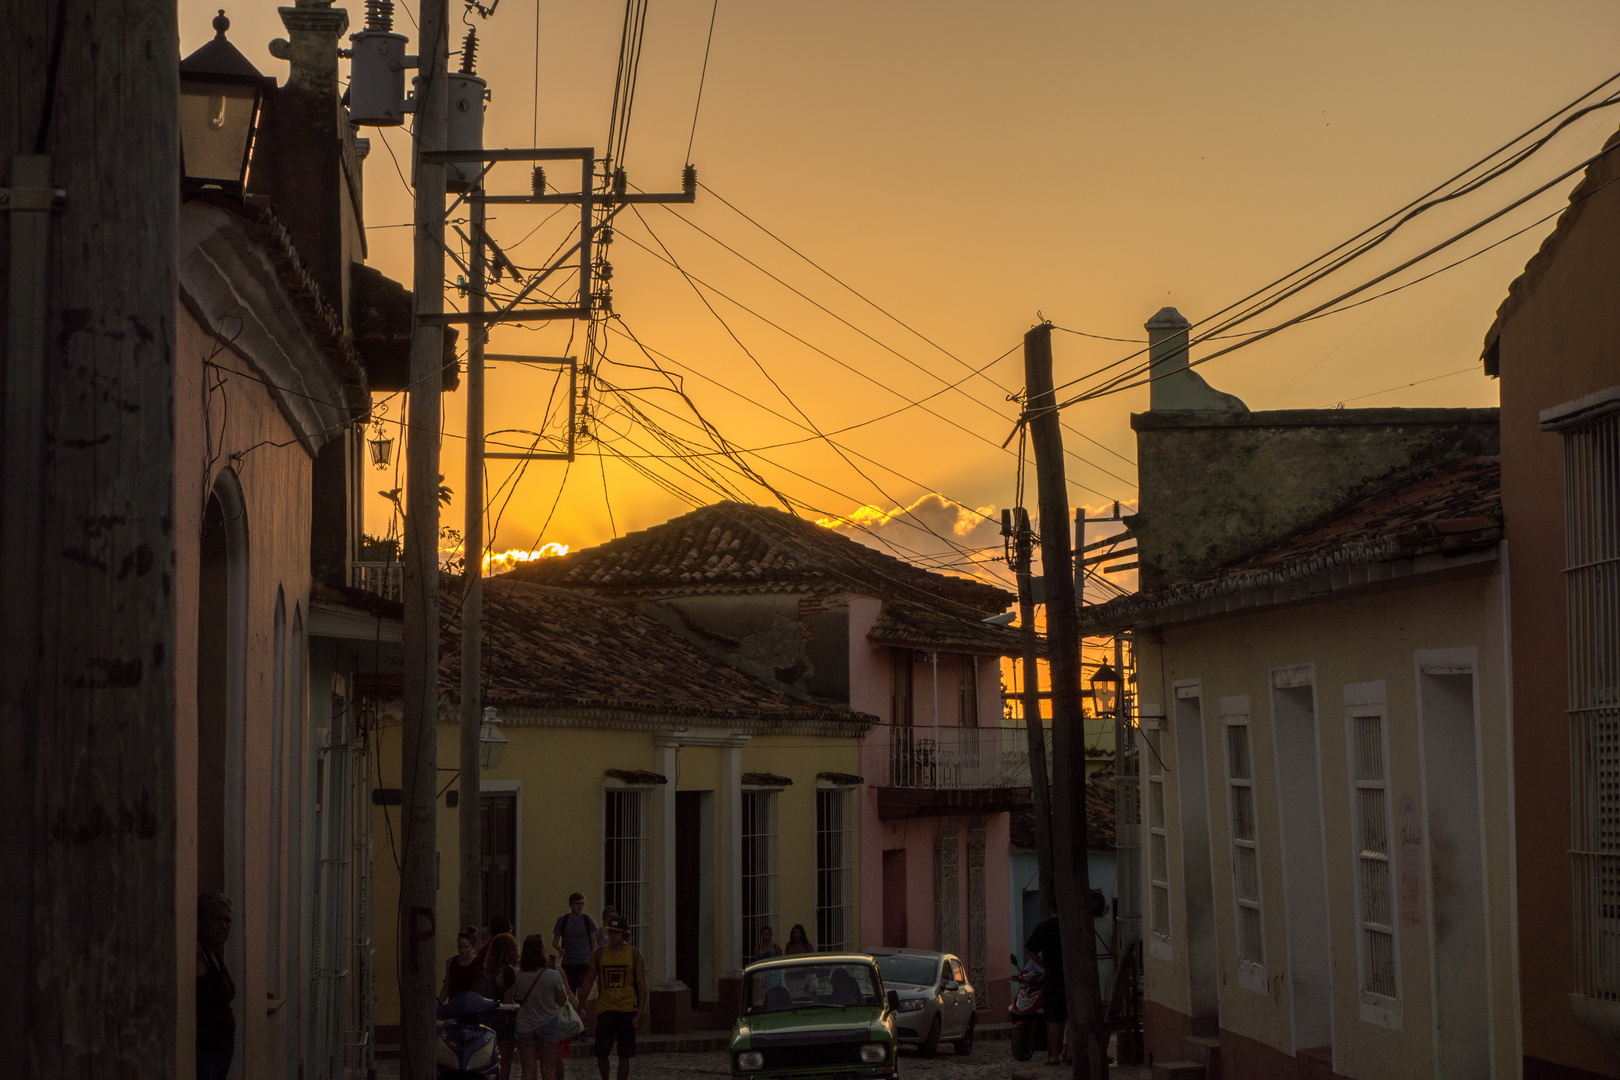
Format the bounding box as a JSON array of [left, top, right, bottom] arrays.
[[400, 0, 449, 1072], [1004, 508, 1056, 917], [6, 0, 179, 1074], [459, 165, 487, 942], [1024, 322, 1107, 1079]]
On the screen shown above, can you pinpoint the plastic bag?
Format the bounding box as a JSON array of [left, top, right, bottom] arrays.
[[557, 1002, 585, 1040]]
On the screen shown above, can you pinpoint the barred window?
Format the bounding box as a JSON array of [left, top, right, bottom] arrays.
[[958, 657, 979, 728], [1224, 714, 1264, 967], [742, 791, 779, 960], [1550, 400, 1620, 1000], [604, 789, 650, 945], [1350, 706, 1398, 1001], [1144, 723, 1170, 940], [816, 788, 855, 952]]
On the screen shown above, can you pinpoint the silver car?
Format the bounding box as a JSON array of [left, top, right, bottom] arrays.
[[865, 948, 976, 1057]]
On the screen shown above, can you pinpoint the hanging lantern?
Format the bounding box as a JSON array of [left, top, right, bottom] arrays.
[[479, 706, 508, 770], [1090, 663, 1121, 718], [368, 425, 394, 469]]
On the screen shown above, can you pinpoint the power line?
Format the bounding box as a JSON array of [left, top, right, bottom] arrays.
[[684, 0, 719, 165]]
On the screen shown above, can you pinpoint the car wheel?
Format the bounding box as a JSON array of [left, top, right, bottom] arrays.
[[953, 1013, 975, 1056], [918, 1014, 941, 1058], [1011, 1022, 1034, 1061]]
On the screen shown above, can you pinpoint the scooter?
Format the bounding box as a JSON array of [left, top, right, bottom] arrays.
[[437, 991, 503, 1079], [1007, 953, 1048, 1062]]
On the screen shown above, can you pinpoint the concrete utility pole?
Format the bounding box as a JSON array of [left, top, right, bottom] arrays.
[[1023, 322, 1107, 1079], [460, 191, 487, 938], [3, 0, 179, 1074], [400, 0, 449, 1072], [1005, 507, 1056, 918]]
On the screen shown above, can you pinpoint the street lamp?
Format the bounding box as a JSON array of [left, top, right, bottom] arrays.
[[179, 10, 275, 196], [367, 425, 395, 469], [1090, 662, 1121, 718], [478, 706, 508, 770]]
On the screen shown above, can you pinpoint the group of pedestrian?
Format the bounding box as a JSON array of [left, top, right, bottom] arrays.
[[440, 895, 647, 1080], [752, 922, 816, 961]]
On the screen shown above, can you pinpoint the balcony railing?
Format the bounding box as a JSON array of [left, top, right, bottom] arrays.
[[881, 723, 1051, 790], [351, 561, 404, 602]]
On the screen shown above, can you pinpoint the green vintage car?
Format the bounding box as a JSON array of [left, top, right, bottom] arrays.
[[729, 955, 900, 1079]]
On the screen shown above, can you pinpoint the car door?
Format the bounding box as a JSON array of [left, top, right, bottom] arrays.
[[938, 958, 962, 1037], [950, 958, 974, 1027]]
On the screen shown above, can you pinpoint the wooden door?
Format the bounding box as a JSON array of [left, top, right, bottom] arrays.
[[481, 794, 517, 932]]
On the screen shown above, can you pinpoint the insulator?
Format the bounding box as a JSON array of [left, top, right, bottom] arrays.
[[600, 262, 613, 281], [597, 226, 614, 246], [459, 28, 478, 74], [612, 168, 627, 196], [365, 0, 393, 31], [531, 166, 545, 195], [682, 164, 697, 195]]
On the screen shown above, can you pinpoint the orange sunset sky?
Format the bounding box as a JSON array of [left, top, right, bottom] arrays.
[[182, 0, 1620, 596]]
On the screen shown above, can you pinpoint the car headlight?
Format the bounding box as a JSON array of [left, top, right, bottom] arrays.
[[860, 1043, 888, 1063], [897, 997, 926, 1012], [735, 1050, 763, 1070]]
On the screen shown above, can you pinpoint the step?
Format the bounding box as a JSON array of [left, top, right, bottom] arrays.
[[1151, 1062, 1205, 1080], [1182, 1035, 1221, 1067]]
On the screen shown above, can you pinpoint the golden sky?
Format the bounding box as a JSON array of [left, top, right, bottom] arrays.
[[184, 0, 1620, 596]]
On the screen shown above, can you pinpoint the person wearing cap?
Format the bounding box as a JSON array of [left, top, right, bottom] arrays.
[[575, 914, 646, 1080]]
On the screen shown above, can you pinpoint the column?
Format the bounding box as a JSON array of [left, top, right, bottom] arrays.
[[654, 736, 679, 985]]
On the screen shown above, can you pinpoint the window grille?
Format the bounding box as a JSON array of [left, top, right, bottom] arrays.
[[742, 791, 779, 960], [1144, 724, 1170, 939], [892, 650, 914, 725], [959, 657, 979, 727], [1561, 408, 1620, 1000], [1224, 715, 1263, 965], [1350, 706, 1398, 1001], [603, 789, 650, 946], [816, 789, 854, 952]]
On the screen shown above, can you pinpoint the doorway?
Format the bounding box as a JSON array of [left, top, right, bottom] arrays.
[[883, 849, 908, 946], [481, 794, 517, 933], [1173, 684, 1219, 1033], [1271, 672, 1332, 1054], [675, 790, 714, 1000], [1418, 661, 1491, 1079]]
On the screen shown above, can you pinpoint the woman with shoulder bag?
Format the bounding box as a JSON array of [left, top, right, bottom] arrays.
[[481, 932, 520, 1080], [506, 935, 574, 1080]]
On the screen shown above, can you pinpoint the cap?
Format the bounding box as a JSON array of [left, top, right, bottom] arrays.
[[604, 914, 628, 931]]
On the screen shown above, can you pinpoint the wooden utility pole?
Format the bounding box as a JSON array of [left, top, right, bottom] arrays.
[[1024, 322, 1107, 1079], [460, 193, 487, 938], [401, 0, 449, 1071], [1004, 507, 1056, 917], [4, 0, 179, 1074]]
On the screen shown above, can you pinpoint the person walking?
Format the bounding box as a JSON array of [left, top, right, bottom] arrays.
[[507, 934, 572, 1080], [196, 892, 236, 1080], [576, 914, 646, 1080], [1024, 915, 1068, 1066], [552, 893, 599, 992], [441, 926, 483, 1002], [783, 924, 814, 955], [477, 914, 514, 968], [481, 932, 521, 1080]]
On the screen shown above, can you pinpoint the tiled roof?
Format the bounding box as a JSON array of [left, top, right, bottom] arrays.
[[1009, 769, 1117, 852], [867, 599, 1031, 658], [1082, 456, 1501, 628], [440, 575, 874, 726], [1483, 128, 1620, 370], [504, 501, 1013, 617]]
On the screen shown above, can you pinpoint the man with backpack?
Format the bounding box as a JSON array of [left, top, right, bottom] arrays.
[[575, 914, 646, 1080]]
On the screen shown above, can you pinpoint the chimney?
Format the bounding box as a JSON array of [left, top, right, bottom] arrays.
[[1145, 307, 1191, 411]]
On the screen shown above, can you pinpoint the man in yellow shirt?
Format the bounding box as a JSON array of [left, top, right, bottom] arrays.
[[576, 915, 647, 1080]]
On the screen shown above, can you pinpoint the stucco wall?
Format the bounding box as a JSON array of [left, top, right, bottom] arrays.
[[642, 592, 852, 705], [1494, 149, 1620, 1079], [1137, 565, 1514, 1080], [1132, 408, 1499, 588], [175, 306, 316, 1080]]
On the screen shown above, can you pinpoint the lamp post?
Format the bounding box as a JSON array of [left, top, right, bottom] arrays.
[[478, 706, 507, 771], [178, 10, 275, 197]]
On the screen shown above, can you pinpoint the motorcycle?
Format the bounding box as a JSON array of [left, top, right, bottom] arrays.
[[437, 991, 505, 1079], [1008, 953, 1048, 1062]]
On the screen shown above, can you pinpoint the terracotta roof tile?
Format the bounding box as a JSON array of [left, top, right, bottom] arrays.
[[867, 599, 1031, 657], [505, 501, 1013, 617], [1083, 456, 1501, 627], [1009, 769, 1117, 851], [440, 575, 873, 726]]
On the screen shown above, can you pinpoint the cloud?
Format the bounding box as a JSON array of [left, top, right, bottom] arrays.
[[817, 493, 1008, 584]]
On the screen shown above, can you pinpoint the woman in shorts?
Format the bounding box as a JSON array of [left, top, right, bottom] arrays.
[[506, 934, 573, 1080]]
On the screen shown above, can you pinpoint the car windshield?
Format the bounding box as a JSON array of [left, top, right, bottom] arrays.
[[742, 963, 881, 1014], [872, 954, 939, 987]]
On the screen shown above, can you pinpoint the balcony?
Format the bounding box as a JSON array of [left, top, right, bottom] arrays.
[[875, 724, 1040, 820], [352, 561, 404, 602]]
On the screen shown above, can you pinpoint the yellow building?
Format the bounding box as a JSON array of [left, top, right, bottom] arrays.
[[370, 577, 874, 1034]]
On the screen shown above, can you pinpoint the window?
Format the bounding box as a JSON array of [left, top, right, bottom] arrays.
[[958, 657, 979, 727], [1224, 710, 1264, 973], [816, 788, 855, 952], [742, 791, 779, 960], [1550, 398, 1620, 1001], [1350, 705, 1398, 1004], [604, 789, 651, 946], [1144, 722, 1170, 941], [891, 651, 914, 725]]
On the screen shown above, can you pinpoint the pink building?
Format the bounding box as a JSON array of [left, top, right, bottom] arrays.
[[508, 501, 1030, 1015]]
